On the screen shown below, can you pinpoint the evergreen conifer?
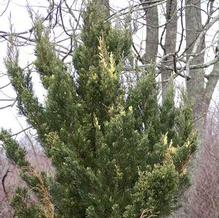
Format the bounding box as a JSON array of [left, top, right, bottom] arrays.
[[0, 1, 196, 217]]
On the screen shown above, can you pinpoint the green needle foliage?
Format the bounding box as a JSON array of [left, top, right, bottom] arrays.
[[1, 1, 196, 217]]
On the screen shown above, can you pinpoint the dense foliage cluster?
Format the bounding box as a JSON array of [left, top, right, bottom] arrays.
[[0, 1, 196, 217]]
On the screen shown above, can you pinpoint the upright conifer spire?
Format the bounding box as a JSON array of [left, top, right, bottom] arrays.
[[1, 1, 196, 217]]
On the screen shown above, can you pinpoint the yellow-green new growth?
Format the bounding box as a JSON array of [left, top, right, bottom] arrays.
[[98, 36, 116, 80]]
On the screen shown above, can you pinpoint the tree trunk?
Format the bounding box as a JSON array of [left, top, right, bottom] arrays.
[[140, 0, 159, 64], [161, 0, 178, 101], [185, 0, 205, 134]]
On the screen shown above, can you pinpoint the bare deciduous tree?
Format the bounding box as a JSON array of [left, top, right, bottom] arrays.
[[139, 0, 217, 128]]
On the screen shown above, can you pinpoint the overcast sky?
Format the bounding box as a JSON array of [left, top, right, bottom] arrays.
[[0, 0, 132, 135], [0, 0, 46, 133]]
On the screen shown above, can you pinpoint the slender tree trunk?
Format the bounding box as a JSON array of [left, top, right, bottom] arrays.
[[140, 0, 159, 64], [185, 0, 205, 134], [161, 0, 178, 101], [205, 62, 219, 111]]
